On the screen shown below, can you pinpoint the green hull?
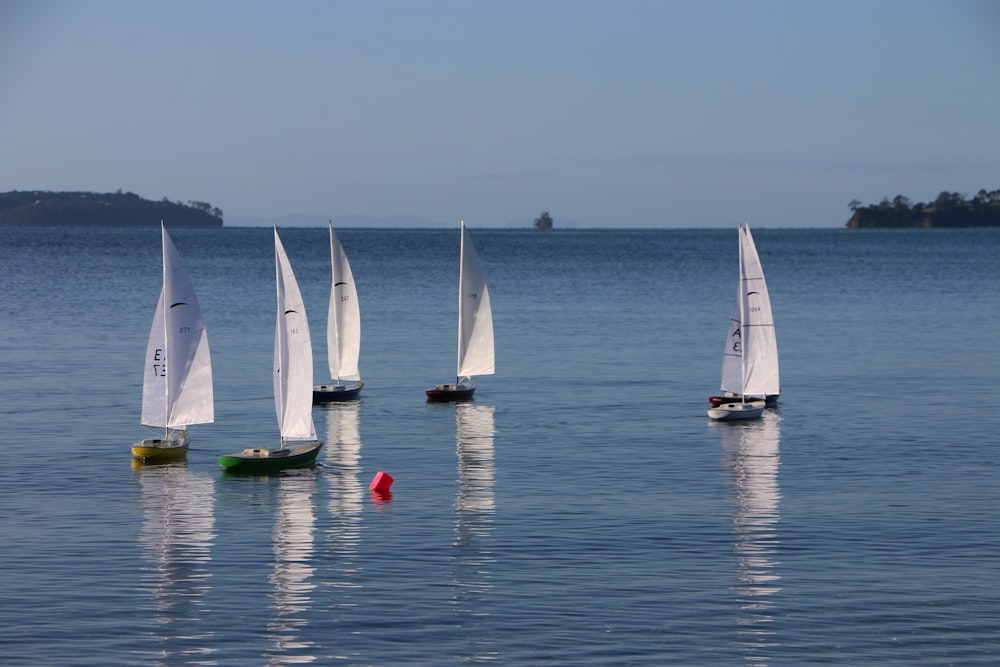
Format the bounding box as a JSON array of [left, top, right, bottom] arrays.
[[219, 441, 324, 472]]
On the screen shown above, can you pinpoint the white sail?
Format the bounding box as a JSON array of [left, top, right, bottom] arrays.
[[720, 224, 779, 398], [141, 224, 214, 429], [456, 221, 494, 379], [273, 228, 317, 442], [719, 297, 743, 395], [325, 222, 362, 382]]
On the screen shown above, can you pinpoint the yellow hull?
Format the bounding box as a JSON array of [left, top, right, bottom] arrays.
[[132, 440, 189, 463]]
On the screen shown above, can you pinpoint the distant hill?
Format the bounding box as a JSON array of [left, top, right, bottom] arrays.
[[0, 190, 223, 227], [846, 188, 1000, 228]]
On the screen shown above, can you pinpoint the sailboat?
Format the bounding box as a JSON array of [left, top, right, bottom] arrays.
[[133, 223, 214, 462], [313, 222, 364, 402], [219, 227, 324, 471], [426, 221, 494, 401], [708, 223, 779, 421]]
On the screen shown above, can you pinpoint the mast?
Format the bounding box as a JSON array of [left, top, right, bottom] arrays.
[[273, 226, 287, 444], [739, 223, 779, 400], [738, 224, 747, 404], [456, 220, 465, 381], [160, 222, 170, 436], [328, 221, 339, 384]]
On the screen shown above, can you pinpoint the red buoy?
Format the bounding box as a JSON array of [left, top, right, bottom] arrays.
[[370, 471, 394, 494]]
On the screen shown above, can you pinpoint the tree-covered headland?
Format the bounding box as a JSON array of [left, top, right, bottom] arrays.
[[846, 188, 1000, 228], [0, 190, 224, 227]]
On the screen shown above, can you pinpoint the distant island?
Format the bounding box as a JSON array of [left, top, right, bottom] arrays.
[[846, 188, 1000, 228], [0, 190, 224, 227], [534, 210, 553, 229]]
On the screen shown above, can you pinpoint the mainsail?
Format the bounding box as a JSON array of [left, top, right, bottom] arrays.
[[326, 222, 362, 382], [273, 228, 317, 442], [456, 221, 495, 379]]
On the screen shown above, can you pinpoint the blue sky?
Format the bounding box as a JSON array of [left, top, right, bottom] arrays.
[[2, 0, 998, 227]]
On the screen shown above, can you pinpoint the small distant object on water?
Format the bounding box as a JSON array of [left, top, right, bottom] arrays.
[[534, 211, 553, 229]]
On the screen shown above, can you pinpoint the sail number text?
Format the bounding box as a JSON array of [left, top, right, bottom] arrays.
[[151, 348, 166, 376]]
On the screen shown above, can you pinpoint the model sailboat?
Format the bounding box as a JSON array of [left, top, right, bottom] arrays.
[[133, 223, 214, 462], [708, 223, 779, 421], [426, 221, 494, 401], [219, 228, 324, 471], [313, 222, 363, 402]]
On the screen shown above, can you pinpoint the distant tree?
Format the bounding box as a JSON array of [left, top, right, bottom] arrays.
[[534, 211, 553, 229], [848, 198, 862, 212], [934, 191, 963, 209]]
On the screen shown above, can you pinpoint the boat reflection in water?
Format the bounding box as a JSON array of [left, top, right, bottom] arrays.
[[264, 469, 318, 666], [321, 401, 365, 608], [451, 403, 497, 663], [716, 410, 782, 667], [133, 461, 217, 664]]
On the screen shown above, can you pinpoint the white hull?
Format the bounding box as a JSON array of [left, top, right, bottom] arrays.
[[708, 400, 766, 421], [717, 391, 780, 407]]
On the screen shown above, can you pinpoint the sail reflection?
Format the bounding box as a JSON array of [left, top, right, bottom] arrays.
[[452, 403, 497, 662], [321, 402, 365, 608], [264, 470, 318, 666], [717, 410, 782, 666], [134, 462, 217, 665]]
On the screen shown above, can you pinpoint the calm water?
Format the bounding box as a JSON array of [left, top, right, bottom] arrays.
[[1, 225, 998, 666]]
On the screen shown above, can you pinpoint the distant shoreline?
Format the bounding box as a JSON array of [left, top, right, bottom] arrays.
[[0, 190, 223, 227], [846, 188, 1000, 228]]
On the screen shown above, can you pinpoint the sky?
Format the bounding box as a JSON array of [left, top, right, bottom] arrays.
[[1, 0, 998, 228]]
